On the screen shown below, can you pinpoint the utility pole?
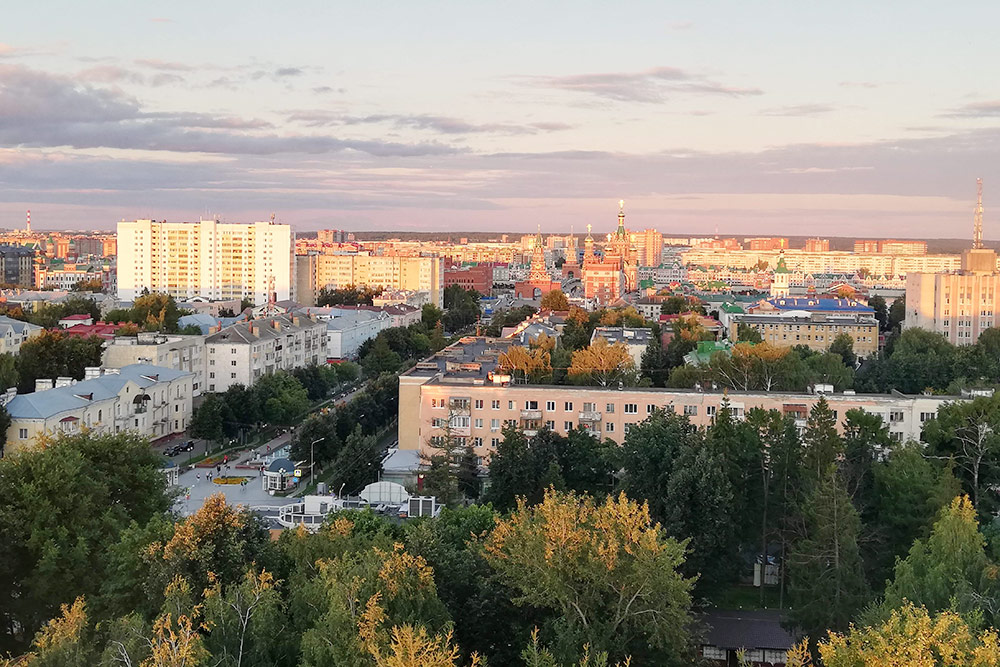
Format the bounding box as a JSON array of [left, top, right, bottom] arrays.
[[310, 437, 325, 484]]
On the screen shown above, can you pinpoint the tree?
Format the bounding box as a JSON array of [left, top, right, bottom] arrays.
[[888, 295, 906, 332], [16, 331, 104, 393], [868, 294, 888, 331], [817, 602, 1000, 666], [202, 568, 292, 666], [190, 394, 225, 446], [924, 394, 1000, 515], [329, 426, 383, 495], [0, 432, 173, 652], [870, 441, 960, 585], [540, 290, 570, 311], [484, 490, 695, 665], [736, 323, 763, 344], [317, 284, 379, 307], [829, 333, 857, 367], [567, 338, 636, 387], [801, 397, 843, 486], [881, 495, 996, 622], [71, 278, 104, 293], [421, 303, 443, 329], [497, 345, 552, 383], [788, 467, 869, 642], [710, 341, 790, 391], [254, 371, 311, 426], [362, 336, 403, 376]]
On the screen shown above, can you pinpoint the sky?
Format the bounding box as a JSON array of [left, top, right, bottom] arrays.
[[3, 1, 1000, 237]]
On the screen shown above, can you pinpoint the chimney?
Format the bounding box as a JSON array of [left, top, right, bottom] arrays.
[[35, 379, 54, 392], [292, 316, 301, 327], [272, 319, 280, 331], [104, 368, 120, 375], [84, 367, 102, 380], [55, 377, 75, 388]]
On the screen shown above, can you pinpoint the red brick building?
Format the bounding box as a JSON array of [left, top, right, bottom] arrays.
[[444, 264, 493, 294]]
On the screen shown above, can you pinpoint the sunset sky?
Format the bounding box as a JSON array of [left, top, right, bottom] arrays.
[[3, 1, 1000, 237]]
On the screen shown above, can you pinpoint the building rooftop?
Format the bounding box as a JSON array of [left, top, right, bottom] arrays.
[[701, 610, 797, 652], [591, 327, 653, 346], [0, 316, 41, 336], [735, 311, 877, 325], [762, 297, 874, 313], [205, 313, 321, 345], [6, 364, 191, 420]]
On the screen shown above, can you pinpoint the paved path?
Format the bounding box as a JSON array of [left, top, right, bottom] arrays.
[[173, 431, 295, 516]]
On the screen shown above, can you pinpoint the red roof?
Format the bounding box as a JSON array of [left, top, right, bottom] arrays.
[[61, 314, 92, 321], [57, 322, 123, 341]]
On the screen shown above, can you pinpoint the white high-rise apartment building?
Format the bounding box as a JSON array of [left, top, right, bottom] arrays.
[[117, 219, 293, 304]]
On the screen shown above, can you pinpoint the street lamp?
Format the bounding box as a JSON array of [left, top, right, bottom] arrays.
[[310, 438, 325, 484]]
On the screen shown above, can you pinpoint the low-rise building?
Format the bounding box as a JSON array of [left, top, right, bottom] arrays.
[[0, 316, 42, 355], [313, 307, 391, 360], [103, 332, 208, 396], [730, 311, 879, 357], [398, 337, 959, 462], [590, 327, 652, 367], [204, 314, 326, 392], [3, 364, 193, 453]]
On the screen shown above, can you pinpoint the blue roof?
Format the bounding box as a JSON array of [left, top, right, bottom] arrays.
[[765, 297, 874, 314], [6, 364, 191, 420]]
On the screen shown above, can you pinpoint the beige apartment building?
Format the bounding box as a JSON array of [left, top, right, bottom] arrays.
[[103, 332, 208, 396], [203, 313, 326, 393], [398, 338, 958, 461], [116, 219, 293, 304], [905, 248, 1000, 344], [295, 253, 443, 307], [682, 248, 966, 276], [729, 312, 879, 357]]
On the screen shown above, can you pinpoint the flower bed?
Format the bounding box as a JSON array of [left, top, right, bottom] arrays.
[[212, 476, 249, 485]]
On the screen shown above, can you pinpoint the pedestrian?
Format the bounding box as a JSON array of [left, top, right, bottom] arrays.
[[208, 472, 212, 482], [217, 465, 221, 474], [197, 473, 201, 483]]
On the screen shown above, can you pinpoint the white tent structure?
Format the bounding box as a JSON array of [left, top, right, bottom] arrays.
[[360, 481, 409, 505]]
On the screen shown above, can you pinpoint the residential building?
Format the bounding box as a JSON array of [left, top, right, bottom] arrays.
[[730, 312, 879, 357], [630, 228, 664, 267], [116, 218, 293, 304], [0, 316, 42, 355], [590, 327, 652, 367], [745, 237, 789, 251], [748, 297, 875, 317], [681, 247, 965, 277], [3, 364, 193, 454], [300, 306, 392, 360], [905, 246, 1000, 345], [0, 245, 34, 287], [203, 313, 326, 392], [855, 239, 927, 255], [103, 332, 208, 396], [294, 252, 443, 307], [804, 238, 830, 252], [398, 337, 957, 460]]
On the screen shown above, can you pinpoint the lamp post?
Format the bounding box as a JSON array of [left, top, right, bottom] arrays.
[[310, 438, 325, 484]]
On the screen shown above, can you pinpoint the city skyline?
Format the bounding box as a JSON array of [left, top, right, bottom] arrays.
[[3, 2, 1000, 236]]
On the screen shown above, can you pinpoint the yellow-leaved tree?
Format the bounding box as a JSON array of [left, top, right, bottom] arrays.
[[568, 338, 636, 387], [484, 489, 694, 664]]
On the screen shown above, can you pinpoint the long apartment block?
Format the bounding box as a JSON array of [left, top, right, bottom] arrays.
[[399, 337, 962, 458]]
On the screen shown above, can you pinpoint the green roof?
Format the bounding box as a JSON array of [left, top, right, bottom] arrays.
[[774, 255, 790, 274]]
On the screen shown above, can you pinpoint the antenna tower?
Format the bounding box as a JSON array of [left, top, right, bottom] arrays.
[[974, 178, 984, 249]]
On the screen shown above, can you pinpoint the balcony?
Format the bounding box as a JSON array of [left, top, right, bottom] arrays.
[[578, 411, 602, 422], [522, 429, 538, 437], [520, 409, 542, 420]]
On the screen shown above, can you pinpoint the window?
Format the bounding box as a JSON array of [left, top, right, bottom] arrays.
[[472, 437, 483, 447], [492, 400, 500, 410], [564, 401, 573, 411], [605, 422, 615, 432], [209, 372, 215, 378], [18, 428, 27, 439], [890, 431, 903, 442], [546, 401, 556, 411], [706, 405, 717, 417], [230, 373, 236, 379], [889, 410, 904, 423], [624, 403, 638, 414], [525, 400, 538, 410], [605, 403, 615, 413], [209, 359, 215, 366], [647, 404, 656, 414], [231, 360, 237, 366], [474, 399, 484, 409], [583, 402, 595, 412], [508, 401, 514, 410], [490, 418, 500, 431], [920, 412, 936, 422], [683, 405, 698, 416], [545, 420, 555, 429], [624, 423, 635, 434], [491, 438, 501, 447], [474, 418, 483, 429], [564, 421, 574, 430]]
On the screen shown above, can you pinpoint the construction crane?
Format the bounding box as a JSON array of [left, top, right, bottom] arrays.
[[974, 178, 984, 249]]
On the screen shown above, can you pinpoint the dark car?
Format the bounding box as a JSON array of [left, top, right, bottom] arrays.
[[181, 440, 195, 452], [165, 446, 181, 457]]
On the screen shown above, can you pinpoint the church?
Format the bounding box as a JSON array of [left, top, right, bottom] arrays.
[[582, 201, 638, 305]]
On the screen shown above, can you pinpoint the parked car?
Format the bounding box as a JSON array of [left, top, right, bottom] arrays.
[[165, 445, 181, 457], [181, 440, 195, 451]]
